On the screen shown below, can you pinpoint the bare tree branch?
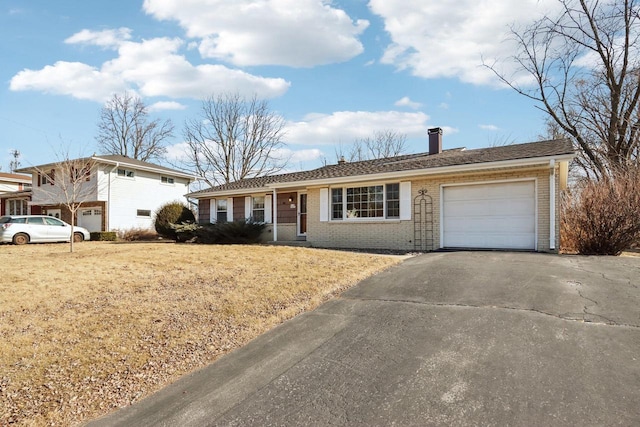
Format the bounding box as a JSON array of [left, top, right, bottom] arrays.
[[96, 92, 174, 162], [485, 0, 640, 178], [182, 93, 288, 186]]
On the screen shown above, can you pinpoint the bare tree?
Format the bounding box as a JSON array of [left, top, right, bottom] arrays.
[[97, 92, 174, 162], [333, 130, 408, 163], [183, 93, 287, 186], [486, 0, 640, 178], [32, 149, 98, 252]]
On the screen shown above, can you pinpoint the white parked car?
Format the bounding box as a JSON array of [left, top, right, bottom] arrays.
[[0, 215, 90, 245]]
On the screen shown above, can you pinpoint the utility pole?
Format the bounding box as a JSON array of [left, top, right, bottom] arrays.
[[9, 150, 21, 173]]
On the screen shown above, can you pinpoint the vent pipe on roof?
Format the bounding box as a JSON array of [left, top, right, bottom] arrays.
[[428, 127, 443, 155], [337, 156, 347, 165]]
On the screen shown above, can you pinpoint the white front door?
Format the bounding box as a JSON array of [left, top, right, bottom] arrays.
[[442, 181, 536, 250]]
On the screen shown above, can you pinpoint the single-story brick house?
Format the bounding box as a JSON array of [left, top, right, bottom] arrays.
[[187, 129, 575, 252]]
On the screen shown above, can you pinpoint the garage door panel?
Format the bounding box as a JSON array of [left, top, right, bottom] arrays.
[[443, 181, 536, 250]]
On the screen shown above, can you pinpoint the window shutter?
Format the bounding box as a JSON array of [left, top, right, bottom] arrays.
[[245, 196, 251, 219], [400, 181, 411, 220], [264, 194, 272, 223], [50, 169, 55, 185], [227, 197, 234, 222], [209, 199, 216, 223], [37, 174, 41, 187], [319, 188, 328, 222]]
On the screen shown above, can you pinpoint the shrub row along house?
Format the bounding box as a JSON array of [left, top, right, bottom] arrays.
[[10, 155, 194, 232], [187, 129, 575, 252]]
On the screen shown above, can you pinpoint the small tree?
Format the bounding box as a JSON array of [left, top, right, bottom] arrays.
[[97, 92, 174, 162], [182, 93, 288, 186], [32, 150, 98, 252]]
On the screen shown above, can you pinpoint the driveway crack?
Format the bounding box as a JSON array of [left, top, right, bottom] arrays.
[[340, 296, 640, 329]]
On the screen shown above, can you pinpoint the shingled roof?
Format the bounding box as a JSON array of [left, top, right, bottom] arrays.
[[189, 138, 574, 196]]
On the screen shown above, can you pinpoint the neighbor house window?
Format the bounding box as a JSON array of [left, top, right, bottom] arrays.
[[216, 199, 228, 222], [39, 170, 55, 186], [252, 196, 265, 222], [117, 168, 135, 178], [331, 183, 400, 220], [161, 176, 174, 184], [71, 165, 91, 181], [8, 199, 28, 215], [137, 209, 151, 217]]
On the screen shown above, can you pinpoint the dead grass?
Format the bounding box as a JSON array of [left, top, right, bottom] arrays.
[[0, 242, 403, 426]]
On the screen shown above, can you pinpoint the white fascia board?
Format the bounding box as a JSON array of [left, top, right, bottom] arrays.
[[268, 153, 576, 189], [186, 187, 272, 199], [91, 157, 198, 181]]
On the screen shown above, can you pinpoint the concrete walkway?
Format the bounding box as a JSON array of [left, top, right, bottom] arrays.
[[89, 252, 640, 426]]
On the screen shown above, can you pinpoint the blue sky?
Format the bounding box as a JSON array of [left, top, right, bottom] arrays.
[[0, 0, 558, 173]]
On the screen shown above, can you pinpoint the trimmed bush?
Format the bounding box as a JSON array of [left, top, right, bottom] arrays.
[[90, 231, 117, 241], [154, 202, 196, 240], [561, 169, 640, 255], [116, 228, 159, 241], [174, 220, 266, 244]]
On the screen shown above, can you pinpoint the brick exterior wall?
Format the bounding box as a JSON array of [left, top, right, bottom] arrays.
[[304, 166, 557, 252]]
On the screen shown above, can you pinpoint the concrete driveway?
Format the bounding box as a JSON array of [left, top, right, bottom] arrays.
[[90, 252, 640, 426]]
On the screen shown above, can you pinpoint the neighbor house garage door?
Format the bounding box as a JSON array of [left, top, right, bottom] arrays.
[[442, 181, 536, 250], [78, 208, 103, 233]]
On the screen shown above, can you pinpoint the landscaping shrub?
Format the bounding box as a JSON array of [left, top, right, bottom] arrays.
[[117, 228, 159, 241], [174, 220, 266, 244], [561, 169, 640, 255], [90, 231, 117, 241], [154, 202, 195, 240]]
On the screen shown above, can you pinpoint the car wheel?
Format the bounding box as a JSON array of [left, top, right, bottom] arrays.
[[13, 233, 29, 245], [73, 232, 84, 243]]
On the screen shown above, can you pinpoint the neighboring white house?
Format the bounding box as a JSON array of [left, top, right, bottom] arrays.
[[17, 155, 196, 232]]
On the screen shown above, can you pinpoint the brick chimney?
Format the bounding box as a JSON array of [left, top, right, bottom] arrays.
[[428, 127, 443, 155]]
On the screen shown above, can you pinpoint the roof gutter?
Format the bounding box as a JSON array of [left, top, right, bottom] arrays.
[[91, 157, 198, 181]]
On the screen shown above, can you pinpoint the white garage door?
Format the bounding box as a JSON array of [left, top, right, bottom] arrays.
[[443, 181, 536, 250], [78, 208, 103, 232]]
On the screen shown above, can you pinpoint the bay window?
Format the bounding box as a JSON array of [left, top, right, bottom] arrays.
[[331, 183, 401, 220]]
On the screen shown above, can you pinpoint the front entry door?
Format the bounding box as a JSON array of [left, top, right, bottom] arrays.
[[298, 193, 307, 236]]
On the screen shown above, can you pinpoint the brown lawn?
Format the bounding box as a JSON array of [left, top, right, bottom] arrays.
[[0, 242, 404, 426]]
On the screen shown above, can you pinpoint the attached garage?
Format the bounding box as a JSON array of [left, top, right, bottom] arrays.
[[442, 180, 536, 250], [78, 208, 103, 232]]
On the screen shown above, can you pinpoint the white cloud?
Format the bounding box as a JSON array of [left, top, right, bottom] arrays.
[[143, 0, 369, 67], [479, 124, 500, 131], [64, 28, 132, 48], [439, 102, 449, 110], [273, 147, 324, 163], [369, 0, 559, 86], [394, 96, 422, 109], [10, 35, 290, 102], [148, 101, 187, 112], [283, 110, 431, 145]]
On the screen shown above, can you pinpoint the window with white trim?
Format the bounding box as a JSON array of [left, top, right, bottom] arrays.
[[117, 168, 135, 178], [252, 196, 265, 222], [331, 183, 401, 220], [161, 176, 174, 184], [216, 199, 228, 222], [137, 209, 151, 217], [8, 199, 28, 215]]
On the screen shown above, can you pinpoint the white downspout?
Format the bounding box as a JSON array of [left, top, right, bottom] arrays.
[[549, 159, 556, 251], [272, 188, 278, 242], [106, 162, 119, 231]]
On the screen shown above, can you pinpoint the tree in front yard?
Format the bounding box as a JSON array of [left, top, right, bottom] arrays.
[[33, 150, 98, 252]]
